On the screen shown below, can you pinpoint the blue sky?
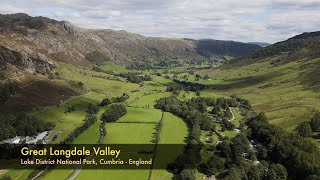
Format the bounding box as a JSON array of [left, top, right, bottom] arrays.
[[1, 0, 320, 43]]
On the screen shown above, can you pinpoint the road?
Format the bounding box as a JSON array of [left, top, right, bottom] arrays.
[[229, 107, 235, 121]]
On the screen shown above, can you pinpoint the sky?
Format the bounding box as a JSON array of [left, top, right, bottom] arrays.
[[1, 0, 320, 43]]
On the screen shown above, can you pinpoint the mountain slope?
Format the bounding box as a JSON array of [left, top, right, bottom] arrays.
[[248, 42, 271, 47], [0, 13, 260, 69], [196, 31, 320, 133]]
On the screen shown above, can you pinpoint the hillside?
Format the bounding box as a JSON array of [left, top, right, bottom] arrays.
[[0, 13, 260, 70], [1, 13, 320, 180], [248, 42, 271, 47], [196, 31, 320, 132]]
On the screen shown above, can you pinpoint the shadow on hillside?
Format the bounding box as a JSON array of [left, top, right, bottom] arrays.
[[300, 63, 320, 92], [206, 72, 282, 90]]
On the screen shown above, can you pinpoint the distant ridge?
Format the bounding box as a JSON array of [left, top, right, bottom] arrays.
[[0, 13, 261, 69], [248, 42, 271, 47]]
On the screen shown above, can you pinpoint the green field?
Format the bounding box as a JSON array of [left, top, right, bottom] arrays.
[[76, 106, 161, 180], [73, 121, 101, 144], [42, 169, 74, 180], [41, 101, 108, 180], [32, 92, 105, 142], [56, 62, 140, 96], [41, 120, 101, 180], [151, 113, 189, 180], [76, 169, 150, 180], [151, 75, 182, 88], [117, 107, 162, 123], [158, 112, 188, 144], [144, 81, 167, 91], [0, 169, 33, 180], [130, 92, 171, 108], [103, 123, 157, 144], [199, 89, 221, 98], [128, 91, 145, 104], [99, 61, 129, 73]]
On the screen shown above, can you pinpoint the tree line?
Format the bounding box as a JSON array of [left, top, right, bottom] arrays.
[[100, 104, 127, 122], [99, 93, 130, 107], [91, 66, 152, 84], [119, 72, 152, 84], [0, 115, 55, 141], [63, 103, 99, 144]]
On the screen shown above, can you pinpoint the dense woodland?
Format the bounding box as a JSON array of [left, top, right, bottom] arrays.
[[155, 95, 320, 180]]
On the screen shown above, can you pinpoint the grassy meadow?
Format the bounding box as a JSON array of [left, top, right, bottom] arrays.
[[56, 62, 140, 96], [130, 92, 171, 108], [195, 58, 320, 131], [117, 107, 162, 123], [151, 112, 189, 180], [32, 92, 105, 142]]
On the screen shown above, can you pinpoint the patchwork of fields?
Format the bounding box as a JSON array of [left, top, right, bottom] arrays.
[[3, 56, 318, 180]]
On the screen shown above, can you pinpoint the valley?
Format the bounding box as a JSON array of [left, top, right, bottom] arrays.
[[0, 13, 320, 180]]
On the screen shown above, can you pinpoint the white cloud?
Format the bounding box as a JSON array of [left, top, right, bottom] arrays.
[[0, 0, 320, 43]]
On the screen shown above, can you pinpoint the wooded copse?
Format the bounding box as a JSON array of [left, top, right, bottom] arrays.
[[100, 104, 127, 122]]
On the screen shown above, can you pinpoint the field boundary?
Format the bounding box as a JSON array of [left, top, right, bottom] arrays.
[[148, 111, 164, 180], [28, 91, 93, 116], [66, 122, 106, 180], [114, 122, 158, 124]]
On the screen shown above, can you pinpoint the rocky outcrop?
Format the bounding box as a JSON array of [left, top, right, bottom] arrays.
[[60, 21, 84, 35], [0, 46, 55, 72]]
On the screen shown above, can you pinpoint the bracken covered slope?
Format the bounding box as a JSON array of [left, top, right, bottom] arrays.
[[197, 31, 320, 132]]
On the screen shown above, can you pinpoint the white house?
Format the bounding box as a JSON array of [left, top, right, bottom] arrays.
[[4, 136, 20, 144]]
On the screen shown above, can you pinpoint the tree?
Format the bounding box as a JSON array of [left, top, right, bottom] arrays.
[[100, 98, 112, 106], [207, 155, 224, 174], [224, 167, 242, 180], [231, 134, 250, 158], [101, 104, 127, 122], [179, 169, 196, 180], [272, 163, 288, 179], [310, 112, 320, 132], [297, 122, 313, 137], [195, 90, 200, 96], [191, 124, 201, 141], [78, 81, 84, 87], [257, 147, 268, 160], [218, 140, 232, 158], [247, 165, 263, 180], [87, 103, 98, 114]]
